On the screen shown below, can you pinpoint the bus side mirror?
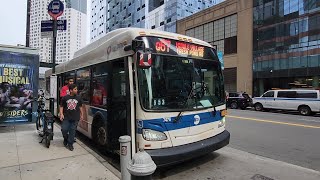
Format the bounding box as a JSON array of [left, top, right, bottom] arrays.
[[137, 52, 153, 69], [132, 40, 145, 52]]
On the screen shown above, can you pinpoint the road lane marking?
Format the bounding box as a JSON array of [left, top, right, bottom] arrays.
[[226, 115, 320, 129], [298, 118, 320, 123]]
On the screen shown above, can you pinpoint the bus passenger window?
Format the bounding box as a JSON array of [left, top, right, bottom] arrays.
[[76, 68, 91, 102], [92, 80, 107, 106], [92, 63, 109, 107]]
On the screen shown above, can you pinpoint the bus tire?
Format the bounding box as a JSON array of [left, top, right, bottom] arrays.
[[93, 119, 108, 147], [298, 106, 311, 116], [254, 103, 263, 111]]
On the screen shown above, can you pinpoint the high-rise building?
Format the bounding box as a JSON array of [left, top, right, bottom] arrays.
[[27, 0, 87, 64], [252, 0, 320, 96], [90, 0, 225, 42], [26, 0, 32, 47], [65, 0, 87, 14]]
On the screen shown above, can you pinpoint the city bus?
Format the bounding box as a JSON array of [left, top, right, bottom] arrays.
[[45, 28, 230, 166]]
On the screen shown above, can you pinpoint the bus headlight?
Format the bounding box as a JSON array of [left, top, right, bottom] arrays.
[[142, 129, 167, 141], [218, 118, 226, 128]]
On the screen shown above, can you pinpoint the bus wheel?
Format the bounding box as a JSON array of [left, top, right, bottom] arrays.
[[254, 103, 263, 111], [93, 120, 107, 147], [298, 106, 311, 116]]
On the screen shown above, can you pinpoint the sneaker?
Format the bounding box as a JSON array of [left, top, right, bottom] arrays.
[[67, 144, 74, 151], [63, 139, 68, 147], [74, 138, 76, 143]]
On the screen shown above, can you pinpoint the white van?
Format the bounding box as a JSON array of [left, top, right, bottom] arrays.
[[253, 89, 320, 116]]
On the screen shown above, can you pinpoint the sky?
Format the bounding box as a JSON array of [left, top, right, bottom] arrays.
[[0, 0, 27, 46], [0, 0, 91, 46]]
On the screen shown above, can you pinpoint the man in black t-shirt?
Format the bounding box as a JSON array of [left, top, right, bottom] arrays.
[[60, 84, 84, 151]]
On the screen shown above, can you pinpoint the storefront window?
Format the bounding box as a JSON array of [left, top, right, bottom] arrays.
[[280, 59, 288, 69], [308, 55, 319, 67], [274, 59, 280, 70], [301, 56, 308, 67]]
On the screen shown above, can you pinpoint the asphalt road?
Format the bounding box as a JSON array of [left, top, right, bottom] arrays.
[[154, 147, 320, 180], [226, 109, 320, 171], [153, 109, 320, 179]]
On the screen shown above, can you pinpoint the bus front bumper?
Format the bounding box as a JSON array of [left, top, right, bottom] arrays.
[[145, 130, 230, 167]]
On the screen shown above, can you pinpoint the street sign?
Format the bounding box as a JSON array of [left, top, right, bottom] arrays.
[[48, 0, 64, 20], [41, 20, 67, 32], [41, 20, 54, 32], [56, 20, 67, 30], [217, 51, 224, 70], [41, 31, 53, 38]]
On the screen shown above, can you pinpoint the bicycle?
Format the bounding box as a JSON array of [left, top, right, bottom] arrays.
[[36, 91, 55, 148]]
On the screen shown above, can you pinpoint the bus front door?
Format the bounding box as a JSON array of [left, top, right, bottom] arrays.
[[107, 59, 131, 150]]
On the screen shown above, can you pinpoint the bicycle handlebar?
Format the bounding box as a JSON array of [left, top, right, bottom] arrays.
[[34, 97, 53, 102]]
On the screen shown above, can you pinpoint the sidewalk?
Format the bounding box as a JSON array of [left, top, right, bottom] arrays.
[[0, 123, 120, 180]]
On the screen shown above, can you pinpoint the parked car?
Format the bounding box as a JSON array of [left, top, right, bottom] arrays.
[[252, 89, 320, 116], [226, 92, 252, 109]]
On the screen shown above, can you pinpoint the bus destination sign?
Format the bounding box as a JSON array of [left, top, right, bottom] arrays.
[[145, 37, 217, 60], [155, 39, 204, 58]]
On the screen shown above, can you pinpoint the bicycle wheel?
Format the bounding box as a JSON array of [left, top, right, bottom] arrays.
[[38, 115, 45, 137], [36, 113, 40, 130], [45, 134, 50, 148]]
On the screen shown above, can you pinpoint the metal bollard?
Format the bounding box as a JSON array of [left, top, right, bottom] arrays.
[[119, 136, 132, 180], [127, 150, 157, 180]]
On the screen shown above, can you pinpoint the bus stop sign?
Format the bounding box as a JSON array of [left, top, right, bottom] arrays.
[[48, 0, 64, 20]]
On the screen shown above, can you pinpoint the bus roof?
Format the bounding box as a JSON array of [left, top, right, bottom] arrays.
[[46, 28, 213, 76], [272, 89, 319, 91]]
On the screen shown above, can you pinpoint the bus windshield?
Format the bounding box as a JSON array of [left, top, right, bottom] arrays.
[[138, 55, 224, 111]]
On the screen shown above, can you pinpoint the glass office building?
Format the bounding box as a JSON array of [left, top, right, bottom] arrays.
[[90, 0, 225, 42], [253, 0, 320, 96], [146, 0, 225, 32]]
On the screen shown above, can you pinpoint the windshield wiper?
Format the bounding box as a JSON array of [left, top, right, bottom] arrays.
[[202, 83, 217, 116], [173, 82, 219, 123], [173, 86, 195, 123]]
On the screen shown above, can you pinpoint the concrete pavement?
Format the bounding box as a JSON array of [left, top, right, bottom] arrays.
[[0, 123, 119, 180]]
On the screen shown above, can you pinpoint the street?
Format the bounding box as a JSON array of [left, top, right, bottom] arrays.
[[227, 109, 320, 171], [152, 109, 320, 180]]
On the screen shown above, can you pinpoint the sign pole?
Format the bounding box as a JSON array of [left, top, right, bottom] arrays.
[[48, 0, 64, 74], [52, 19, 57, 74]]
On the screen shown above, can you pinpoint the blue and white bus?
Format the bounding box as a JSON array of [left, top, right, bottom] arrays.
[[46, 28, 230, 166]]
